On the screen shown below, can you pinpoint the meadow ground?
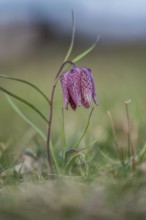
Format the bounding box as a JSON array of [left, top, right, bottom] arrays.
[[0, 43, 146, 219]]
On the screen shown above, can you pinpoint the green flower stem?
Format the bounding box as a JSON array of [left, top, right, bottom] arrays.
[[46, 60, 76, 171], [73, 107, 94, 148]]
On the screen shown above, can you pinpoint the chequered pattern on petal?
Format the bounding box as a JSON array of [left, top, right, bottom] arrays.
[[80, 68, 93, 108], [68, 93, 77, 110], [87, 68, 98, 105], [60, 71, 69, 109], [67, 68, 82, 107], [60, 66, 98, 110]]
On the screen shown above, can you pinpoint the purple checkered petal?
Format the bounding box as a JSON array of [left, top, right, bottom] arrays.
[[67, 68, 82, 107], [60, 71, 69, 109], [80, 68, 93, 108], [68, 93, 77, 110], [87, 68, 98, 105], [60, 65, 98, 110]]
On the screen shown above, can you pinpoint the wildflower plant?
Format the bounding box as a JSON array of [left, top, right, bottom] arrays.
[[0, 12, 99, 175], [0, 12, 146, 181]]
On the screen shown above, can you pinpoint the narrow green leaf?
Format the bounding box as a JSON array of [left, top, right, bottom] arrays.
[[61, 108, 66, 159], [78, 137, 99, 152], [64, 10, 75, 61], [65, 152, 82, 168], [138, 142, 146, 161], [72, 36, 100, 63], [73, 107, 94, 148], [0, 73, 50, 105], [6, 95, 61, 174], [50, 140, 60, 175], [55, 36, 100, 83], [97, 147, 115, 164], [0, 87, 48, 124], [5, 95, 46, 141]]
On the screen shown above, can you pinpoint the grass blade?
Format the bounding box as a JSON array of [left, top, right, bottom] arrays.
[[125, 100, 136, 169], [65, 152, 82, 168], [97, 147, 115, 164], [0, 73, 50, 105], [6, 95, 61, 174], [0, 87, 48, 124], [78, 137, 99, 152], [73, 107, 94, 148], [72, 36, 100, 63], [50, 140, 60, 175], [107, 111, 121, 155], [125, 100, 135, 157], [54, 36, 100, 88], [55, 36, 100, 83], [107, 110, 126, 166], [5, 95, 46, 141], [64, 10, 75, 61], [138, 142, 146, 162]]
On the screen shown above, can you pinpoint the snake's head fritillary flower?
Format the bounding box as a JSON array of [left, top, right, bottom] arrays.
[[60, 66, 98, 110]]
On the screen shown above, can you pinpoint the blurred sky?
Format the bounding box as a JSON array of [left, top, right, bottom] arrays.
[[0, 0, 146, 42]]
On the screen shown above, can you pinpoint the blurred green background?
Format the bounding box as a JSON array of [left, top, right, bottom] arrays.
[[0, 43, 146, 147], [0, 2, 146, 219], [0, 0, 146, 163]]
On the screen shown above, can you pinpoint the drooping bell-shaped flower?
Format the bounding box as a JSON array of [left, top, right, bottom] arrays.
[[60, 66, 98, 110]]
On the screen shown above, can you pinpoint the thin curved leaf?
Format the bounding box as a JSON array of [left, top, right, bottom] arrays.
[[72, 36, 100, 63], [0, 87, 48, 124], [50, 140, 60, 175], [138, 142, 146, 162], [73, 107, 94, 148], [78, 137, 99, 152], [5, 94, 46, 141], [6, 95, 61, 174], [98, 147, 115, 164], [54, 37, 99, 87], [64, 10, 75, 61], [65, 152, 83, 168], [0, 73, 50, 105]]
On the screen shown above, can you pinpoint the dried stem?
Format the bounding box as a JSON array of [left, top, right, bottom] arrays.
[[46, 60, 76, 171], [107, 111, 120, 156], [107, 111, 126, 165], [125, 100, 136, 169]]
